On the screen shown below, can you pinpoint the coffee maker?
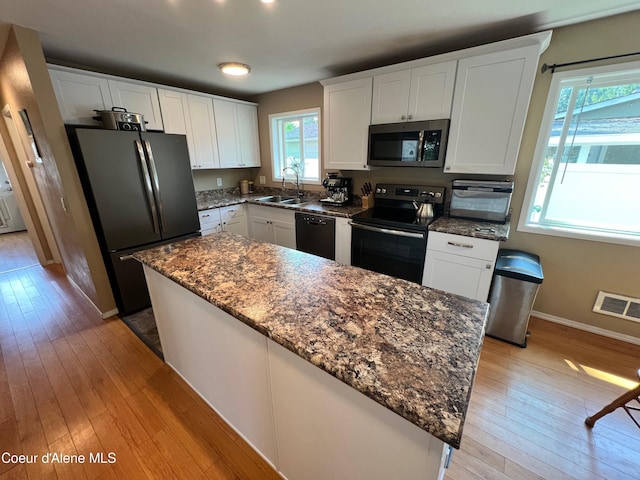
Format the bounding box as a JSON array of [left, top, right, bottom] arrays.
[[321, 173, 352, 206]]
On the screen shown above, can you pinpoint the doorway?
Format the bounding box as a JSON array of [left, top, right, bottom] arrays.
[[0, 104, 60, 271], [0, 154, 38, 273]]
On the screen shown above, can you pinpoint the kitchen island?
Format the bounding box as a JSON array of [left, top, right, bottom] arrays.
[[134, 233, 488, 480]]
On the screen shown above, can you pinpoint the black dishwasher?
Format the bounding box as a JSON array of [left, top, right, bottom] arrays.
[[295, 212, 336, 260]]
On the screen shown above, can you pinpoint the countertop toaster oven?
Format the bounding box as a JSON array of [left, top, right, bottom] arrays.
[[449, 180, 514, 223]]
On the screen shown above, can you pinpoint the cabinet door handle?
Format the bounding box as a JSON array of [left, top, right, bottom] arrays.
[[447, 241, 474, 248], [407, 114, 413, 120], [201, 214, 211, 218]]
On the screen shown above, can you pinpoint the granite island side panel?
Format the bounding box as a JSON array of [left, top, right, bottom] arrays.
[[133, 233, 488, 449]]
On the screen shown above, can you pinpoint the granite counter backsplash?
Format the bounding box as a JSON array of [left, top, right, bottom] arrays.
[[134, 233, 488, 449]]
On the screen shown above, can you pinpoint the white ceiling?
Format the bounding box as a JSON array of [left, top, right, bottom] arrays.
[[0, 0, 638, 98]]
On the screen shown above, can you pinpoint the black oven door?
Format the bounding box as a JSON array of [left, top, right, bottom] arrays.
[[350, 223, 427, 283]]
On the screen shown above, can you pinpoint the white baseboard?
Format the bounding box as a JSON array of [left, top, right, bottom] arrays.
[[65, 273, 118, 319], [531, 310, 640, 346]]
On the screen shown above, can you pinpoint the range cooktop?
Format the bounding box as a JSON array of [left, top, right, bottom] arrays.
[[352, 184, 446, 232]]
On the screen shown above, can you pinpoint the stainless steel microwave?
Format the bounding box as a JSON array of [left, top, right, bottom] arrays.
[[367, 119, 449, 168]]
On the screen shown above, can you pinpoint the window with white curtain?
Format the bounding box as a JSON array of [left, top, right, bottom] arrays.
[[269, 108, 321, 184], [518, 61, 640, 246]]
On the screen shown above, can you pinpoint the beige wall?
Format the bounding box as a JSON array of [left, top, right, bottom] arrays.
[[253, 11, 640, 338], [0, 25, 116, 313], [192, 167, 259, 192], [507, 12, 640, 338], [253, 82, 326, 192]]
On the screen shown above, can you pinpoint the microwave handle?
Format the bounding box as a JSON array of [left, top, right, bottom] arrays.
[[416, 130, 425, 162]]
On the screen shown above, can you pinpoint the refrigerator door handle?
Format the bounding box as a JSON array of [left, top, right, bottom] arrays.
[[135, 140, 160, 234], [144, 140, 166, 234]]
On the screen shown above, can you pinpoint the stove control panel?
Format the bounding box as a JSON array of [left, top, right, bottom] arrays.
[[374, 184, 446, 204]]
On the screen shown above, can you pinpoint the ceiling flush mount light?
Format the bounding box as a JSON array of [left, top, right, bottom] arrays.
[[218, 62, 251, 76]]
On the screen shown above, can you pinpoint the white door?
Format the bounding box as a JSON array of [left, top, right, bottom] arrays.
[[0, 161, 26, 233]]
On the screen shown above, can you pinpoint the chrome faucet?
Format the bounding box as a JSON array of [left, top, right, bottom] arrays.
[[282, 167, 302, 198]]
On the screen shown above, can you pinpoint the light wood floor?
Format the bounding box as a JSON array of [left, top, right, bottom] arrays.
[[447, 319, 640, 480], [1, 265, 639, 479], [0, 231, 38, 273]]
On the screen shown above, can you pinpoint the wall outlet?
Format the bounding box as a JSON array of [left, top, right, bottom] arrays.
[[259, 175, 266, 185], [216, 177, 223, 187]]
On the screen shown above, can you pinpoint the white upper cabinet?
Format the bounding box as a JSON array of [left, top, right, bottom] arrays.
[[186, 94, 220, 169], [49, 69, 112, 125], [444, 45, 542, 175], [371, 60, 457, 124], [213, 99, 261, 169], [236, 103, 261, 168], [323, 77, 373, 171], [159, 90, 259, 171], [50, 65, 261, 171], [159, 89, 219, 169], [49, 67, 163, 130], [157, 89, 197, 166], [108, 81, 164, 131]]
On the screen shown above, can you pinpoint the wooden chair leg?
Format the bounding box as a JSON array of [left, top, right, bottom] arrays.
[[586, 382, 640, 428]]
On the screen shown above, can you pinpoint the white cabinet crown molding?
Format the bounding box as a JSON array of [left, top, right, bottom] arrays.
[[47, 64, 258, 107], [319, 31, 552, 87]]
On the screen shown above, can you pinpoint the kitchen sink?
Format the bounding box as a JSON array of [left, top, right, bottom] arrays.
[[255, 195, 296, 203], [255, 195, 311, 205]]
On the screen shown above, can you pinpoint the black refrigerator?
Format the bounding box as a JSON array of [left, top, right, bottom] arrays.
[[68, 127, 200, 314]]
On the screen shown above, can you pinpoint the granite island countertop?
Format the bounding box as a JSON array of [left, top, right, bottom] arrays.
[[133, 233, 488, 449]]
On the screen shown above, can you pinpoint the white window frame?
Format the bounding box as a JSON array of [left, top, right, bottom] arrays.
[[269, 107, 321, 185], [518, 61, 640, 247]]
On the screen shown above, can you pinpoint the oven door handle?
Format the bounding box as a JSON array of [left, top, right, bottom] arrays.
[[349, 222, 425, 239]]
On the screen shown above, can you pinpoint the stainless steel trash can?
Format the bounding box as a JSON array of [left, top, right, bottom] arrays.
[[486, 249, 543, 347]]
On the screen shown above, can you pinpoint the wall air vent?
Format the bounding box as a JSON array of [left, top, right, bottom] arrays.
[[593, 291, 640, 323]]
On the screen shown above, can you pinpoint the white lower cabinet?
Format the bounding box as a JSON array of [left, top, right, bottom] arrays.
[[268, 340, 447, 480], [248, 205, 296, 249], [199, 208, 222, 236], [144, 268, 278, 467], [199, 205, 248, 237], [423, 232, 498, 301], [335, 217, 352, 265], [144, 266, 449, 480], [220, 204, 248, 236]]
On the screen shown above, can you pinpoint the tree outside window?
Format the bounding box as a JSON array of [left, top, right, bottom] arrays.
[[519, 62, 640, 246]]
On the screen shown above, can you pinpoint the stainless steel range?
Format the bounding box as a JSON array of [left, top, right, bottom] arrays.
[[351, 184, 445, 283]]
